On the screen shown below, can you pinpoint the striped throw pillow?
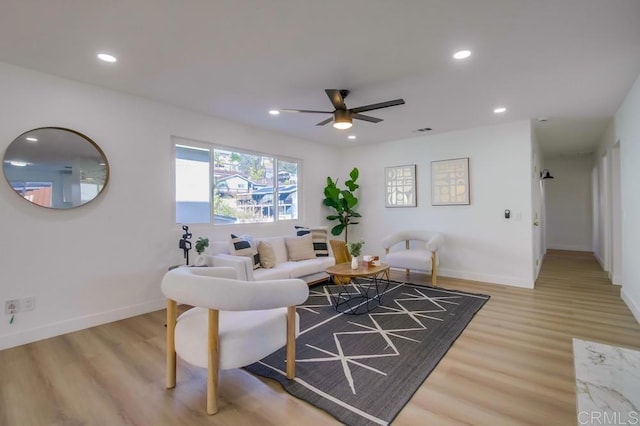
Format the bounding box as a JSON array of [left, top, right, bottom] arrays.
[[294, 226, 329, 257], [229, 234, 261, 270]]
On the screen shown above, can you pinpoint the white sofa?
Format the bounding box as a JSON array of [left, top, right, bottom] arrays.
[[206, 235, 335, 283]]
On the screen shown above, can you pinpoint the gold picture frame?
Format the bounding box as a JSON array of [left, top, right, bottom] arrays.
[[385, 164, 417, 207], [431, 158, 470, 205]]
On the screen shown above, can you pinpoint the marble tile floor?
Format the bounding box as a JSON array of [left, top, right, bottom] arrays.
[[573, 338, 640, 425]]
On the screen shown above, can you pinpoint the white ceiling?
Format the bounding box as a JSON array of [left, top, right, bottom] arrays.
[[1, 1, 639, 157]]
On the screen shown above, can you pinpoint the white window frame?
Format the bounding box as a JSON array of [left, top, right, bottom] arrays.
[[172, 137, 302, 226]]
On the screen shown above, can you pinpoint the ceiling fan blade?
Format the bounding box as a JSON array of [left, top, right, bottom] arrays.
[[353, 113, 383, 123], [315, 117, 334, 126], [350, 98, 405, 114], [325, 89, 347, 110], [279, 109, 333, 114]]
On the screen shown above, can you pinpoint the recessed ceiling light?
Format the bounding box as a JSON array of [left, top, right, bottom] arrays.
[[10, 161, 27, 167], [97, 53, 117, 63], [493, 107, 507, 114], [25, 137, 38, 142], [453, 50, 472, 60], [268, 110, 280, 116], [348, 135, 356, 140]]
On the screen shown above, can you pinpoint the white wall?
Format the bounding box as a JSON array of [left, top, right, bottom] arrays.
[[0, 62, 337, 350], [613, 73, 640, 322], [531, 125, 545, 279], [544, 155, 594, 252], [593, 121, 619, 276], [341, 121, 535, 288], [611, 142, 622, 285]]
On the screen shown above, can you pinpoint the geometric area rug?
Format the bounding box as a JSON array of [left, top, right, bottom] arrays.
[[245, 280, 490, 425]]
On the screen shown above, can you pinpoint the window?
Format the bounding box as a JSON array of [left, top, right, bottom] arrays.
[[175, 145, 211, 223], [174, 141, 300, 225]]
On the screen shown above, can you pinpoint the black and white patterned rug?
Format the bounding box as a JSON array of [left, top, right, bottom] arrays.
[[245, 280, 490, 425]]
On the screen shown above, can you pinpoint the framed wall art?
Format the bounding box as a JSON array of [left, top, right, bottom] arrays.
[[431, 157, 470, 205], [385, 164, 416, 207]]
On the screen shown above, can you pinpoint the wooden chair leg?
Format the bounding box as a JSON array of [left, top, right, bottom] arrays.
[[166, 299, 177, 389], [431, 252, 438, 287], [207, 309, 220, 415], [286, 306, 296, 379]]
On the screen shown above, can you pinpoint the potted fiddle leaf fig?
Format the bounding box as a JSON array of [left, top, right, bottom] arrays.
[[323, 167, 361, 242]]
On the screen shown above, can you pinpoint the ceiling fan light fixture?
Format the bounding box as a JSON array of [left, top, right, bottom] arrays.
[[333, 110, 352, 130], [333, 121, 352, 130]]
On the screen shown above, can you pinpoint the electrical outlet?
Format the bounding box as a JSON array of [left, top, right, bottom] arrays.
[[5, 299, 20, 315], [22, 296, 35, 312]]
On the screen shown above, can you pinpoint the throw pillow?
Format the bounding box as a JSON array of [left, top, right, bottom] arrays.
[[230, 234, 261, 270], [294, 226, 329, 257], [284, 234, 316, 261], [257, 240, 276, 269]]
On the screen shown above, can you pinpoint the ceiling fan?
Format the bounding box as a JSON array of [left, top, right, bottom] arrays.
[[280, 89, 405, 130]]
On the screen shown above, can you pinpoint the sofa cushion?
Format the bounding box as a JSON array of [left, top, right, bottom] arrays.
[[258, 236, 288, 265], [230, 234, 261, 270], [315, 255, 336, 270], [257, 240, 276, 269], [284, 234, 316, 261], [295, 226, 329, 257], [278, 259, 324, 278]]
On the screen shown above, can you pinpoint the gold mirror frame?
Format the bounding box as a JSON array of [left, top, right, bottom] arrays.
[[2, 127, 109, 209]]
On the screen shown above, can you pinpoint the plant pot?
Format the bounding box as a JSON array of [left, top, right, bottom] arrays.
[[194, 253, 207, 267], [351, 256, 358, 270]]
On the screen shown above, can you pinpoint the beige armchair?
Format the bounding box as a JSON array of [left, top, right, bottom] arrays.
[[381, 231, 444, 286], [161, 266, 309, 414], [329, 239, 352, 284]]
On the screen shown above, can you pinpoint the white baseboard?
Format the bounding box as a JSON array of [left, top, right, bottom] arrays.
[[547, 244, 593, 252], [0, 299, 166, 351], [612, 274, 622, 286], [435, 267, 534, 288], [621, 288, 640, 325]]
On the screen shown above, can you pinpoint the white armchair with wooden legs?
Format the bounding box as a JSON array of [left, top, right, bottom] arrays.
[[161, 266, 309, 415], [381, 231, 444, 286]]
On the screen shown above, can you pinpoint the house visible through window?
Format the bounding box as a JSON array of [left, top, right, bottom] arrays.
[[174, 141, 300, 224]]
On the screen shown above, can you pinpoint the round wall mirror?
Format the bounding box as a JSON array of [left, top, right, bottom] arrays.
[[2, 127, 109, 209]]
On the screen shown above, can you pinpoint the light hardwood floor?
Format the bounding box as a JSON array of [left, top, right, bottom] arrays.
[[1, 250, 639, 425]]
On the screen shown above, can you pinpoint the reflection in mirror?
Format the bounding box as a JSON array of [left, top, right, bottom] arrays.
[[2, 127, 109, 209]]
